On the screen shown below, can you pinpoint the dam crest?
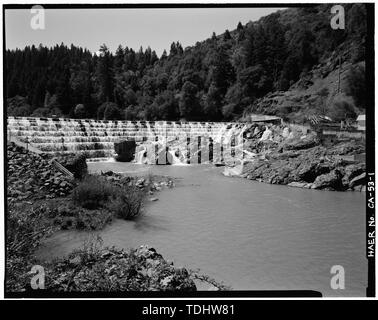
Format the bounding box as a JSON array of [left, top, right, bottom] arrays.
[[7, 116, 249, 165]]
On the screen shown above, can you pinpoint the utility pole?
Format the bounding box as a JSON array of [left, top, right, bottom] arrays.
[[165, 121, 168, 165], [337, 55, 342, 93]]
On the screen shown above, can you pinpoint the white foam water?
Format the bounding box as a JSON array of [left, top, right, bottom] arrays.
[[8, 117, 252, 165]]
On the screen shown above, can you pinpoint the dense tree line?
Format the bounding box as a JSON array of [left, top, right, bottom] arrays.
[[6, 4, 366, 121]]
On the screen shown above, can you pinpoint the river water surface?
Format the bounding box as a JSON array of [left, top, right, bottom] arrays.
[[36, 163, 367, 296]]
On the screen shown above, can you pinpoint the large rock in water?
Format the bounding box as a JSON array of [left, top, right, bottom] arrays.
[[312, 169, 344, 190], [114, 140, 136, 162]]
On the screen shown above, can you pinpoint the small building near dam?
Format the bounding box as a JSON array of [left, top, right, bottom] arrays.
[[356, 114, 366, 131], [250, 114, 282, 125]]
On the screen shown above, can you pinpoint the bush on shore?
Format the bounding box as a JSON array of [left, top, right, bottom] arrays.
[[72, 175, 115, 209], [72, 174, 145, 220], [106, 185, 144, 220]]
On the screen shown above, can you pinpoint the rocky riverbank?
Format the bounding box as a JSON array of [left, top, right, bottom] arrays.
[[7, 143, 76, 204], [100, 170, 175, 196], [44, 244, 197, 292], [227, 123, 366, 192], [7, 141, 177, 230], [7, 143, 224, 293]]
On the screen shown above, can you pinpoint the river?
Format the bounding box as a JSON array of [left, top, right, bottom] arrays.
[[36, 162, 367, 297]]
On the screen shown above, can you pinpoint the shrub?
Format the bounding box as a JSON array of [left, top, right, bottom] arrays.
[[72, 175, 115, 209], [107, 185, 144, 220]]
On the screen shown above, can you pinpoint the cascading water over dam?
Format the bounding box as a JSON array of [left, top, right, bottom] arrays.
[[7, 117, 252, 165]]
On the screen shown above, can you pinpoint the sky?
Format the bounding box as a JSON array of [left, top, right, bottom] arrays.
[[5, 7, 283, 56]]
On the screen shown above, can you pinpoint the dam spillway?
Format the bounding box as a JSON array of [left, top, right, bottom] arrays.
[[7, 116, 247, 164]]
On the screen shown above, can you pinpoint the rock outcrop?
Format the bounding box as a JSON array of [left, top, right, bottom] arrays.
[[7, 143, 75, 202], [240, 135, 366, 191]]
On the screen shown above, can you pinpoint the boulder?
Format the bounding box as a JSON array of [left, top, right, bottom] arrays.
[[312, 169, 344, 190], [329, 141, 365, 156], [288, 182, 307, 188], [223, 163, 244, 177], [259, 128, 273, 141], [296, 161, 331, 183], [349, 172, 366, 189], [282, 127, 290, 139], [114, 140, 136, 162], [283, 136, 318, 151], [342, 164, 365, 187]]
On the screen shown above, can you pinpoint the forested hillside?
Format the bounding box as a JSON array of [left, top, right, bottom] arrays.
[[5, 4, 367, 122]]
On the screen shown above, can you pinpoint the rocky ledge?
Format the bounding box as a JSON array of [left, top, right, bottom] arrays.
[[44, 245, 196, 292], [240, 140, 366, 191]]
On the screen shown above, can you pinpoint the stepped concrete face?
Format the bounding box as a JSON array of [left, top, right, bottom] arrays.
[[7, 116, 247, 164]]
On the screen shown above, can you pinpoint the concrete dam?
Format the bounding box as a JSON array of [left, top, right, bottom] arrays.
[[7, 116, 248, 164]]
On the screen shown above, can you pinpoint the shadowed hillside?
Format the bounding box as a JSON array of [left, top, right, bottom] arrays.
[[6, 4, 367, 123]]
